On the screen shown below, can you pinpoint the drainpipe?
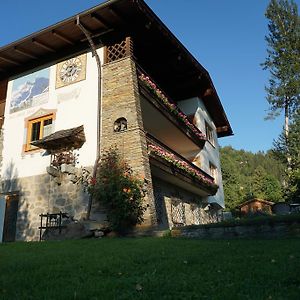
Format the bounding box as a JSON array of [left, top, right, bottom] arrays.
[[76, 16, 102, 220]]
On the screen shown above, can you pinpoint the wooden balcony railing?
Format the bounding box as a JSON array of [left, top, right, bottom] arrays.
[[137, 68, 206, 149], [146, 133, 218, 195]]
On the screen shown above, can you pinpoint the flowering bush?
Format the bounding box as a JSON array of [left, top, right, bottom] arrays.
[[139, 73, 206, 140], [148, 143, 217, 187], [88, 147, 146, 232]]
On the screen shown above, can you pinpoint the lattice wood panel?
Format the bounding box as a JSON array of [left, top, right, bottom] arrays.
[[191, 204, 200, 225], [171, 199, 185, 226], [104, 37, 133, 63]]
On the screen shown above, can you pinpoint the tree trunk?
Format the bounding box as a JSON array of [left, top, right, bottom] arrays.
[[284, 101, 289, 140], [284, 100, 292, 171]]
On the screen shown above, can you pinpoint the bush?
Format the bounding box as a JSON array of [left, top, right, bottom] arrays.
[[89, 147, 146, 232]]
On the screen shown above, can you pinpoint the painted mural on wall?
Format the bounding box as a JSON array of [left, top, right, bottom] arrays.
[[10, 68, 50, 114]]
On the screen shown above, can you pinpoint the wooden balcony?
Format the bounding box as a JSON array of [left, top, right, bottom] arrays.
[[138, 69, 206, 150], [147, 134, 218, 197]]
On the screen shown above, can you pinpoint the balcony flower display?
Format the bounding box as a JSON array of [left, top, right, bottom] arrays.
[[139, 74, 206, 140], [148, 143, 217, 188]]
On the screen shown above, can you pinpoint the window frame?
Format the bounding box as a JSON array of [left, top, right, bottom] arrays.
[[25, 114, 54, 152], [205, 121, 215, 147], [209, 162, 218, 183]]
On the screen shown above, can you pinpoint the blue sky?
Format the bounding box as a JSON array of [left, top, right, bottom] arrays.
[[1, 0, 299, 152]]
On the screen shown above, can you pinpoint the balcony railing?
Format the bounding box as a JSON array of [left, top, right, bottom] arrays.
[[147, 134, 218, 195], [137, 69, 206, 148]]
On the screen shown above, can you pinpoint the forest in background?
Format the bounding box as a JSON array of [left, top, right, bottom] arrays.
[[221, 0, 300, 212], [220, 146, 285, 210]]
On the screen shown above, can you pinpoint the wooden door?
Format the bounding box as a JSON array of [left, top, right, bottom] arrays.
[[3, 194, 19, 242]]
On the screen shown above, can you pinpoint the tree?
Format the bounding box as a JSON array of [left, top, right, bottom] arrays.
[[273, 110, 300, 202], [220, 146, 284, 210], [262, 0, 300, 140], [251, 166, 283, 201]]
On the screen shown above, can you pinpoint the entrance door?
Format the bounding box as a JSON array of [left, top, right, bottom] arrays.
[[3, 194, 19, 242]]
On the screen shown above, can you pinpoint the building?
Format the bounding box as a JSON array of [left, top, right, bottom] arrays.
[[238, 198, 274, 216], [0, 0, 232, 241]]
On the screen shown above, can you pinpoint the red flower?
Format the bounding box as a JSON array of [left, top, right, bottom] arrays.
[[90, 177, 97, 186]]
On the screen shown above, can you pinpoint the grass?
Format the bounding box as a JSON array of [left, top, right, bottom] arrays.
[[0, 238, 300, 299]]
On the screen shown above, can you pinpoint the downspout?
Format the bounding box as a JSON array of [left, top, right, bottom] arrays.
[[76, 16, 102, 220]]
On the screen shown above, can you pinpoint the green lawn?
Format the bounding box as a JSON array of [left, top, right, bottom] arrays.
[[0, 238, 299, 300]]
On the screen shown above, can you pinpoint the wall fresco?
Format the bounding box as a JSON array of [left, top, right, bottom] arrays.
[[10, 68, 50, 114]]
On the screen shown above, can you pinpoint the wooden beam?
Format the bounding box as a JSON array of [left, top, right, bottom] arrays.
[[108, 7, 122, 20], [52, 30, 75, 45], [14, 47, 38, 59], [79, 28, 113, 43], [203, 88, 214, 97], [216, 126, 229, 133], [73, 20, 93, 34], [32, 39, 56, 52], [91, 13, 110, 29], [0, 56, 21, 66]]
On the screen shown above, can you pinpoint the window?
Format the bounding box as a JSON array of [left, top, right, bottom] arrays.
[[209, 162, 217, 183], [26, 114, 53, 151], [205, 121, 215, 146], [114, 117, 127, 132]]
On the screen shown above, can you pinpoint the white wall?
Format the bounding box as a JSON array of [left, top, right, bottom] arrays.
[[178, 97, 225, 208], [1, 48, 103, 180], [0, 197, 5, 242]]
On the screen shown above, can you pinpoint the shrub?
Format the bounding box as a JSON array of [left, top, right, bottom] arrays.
[[89, 147, 146, 232]]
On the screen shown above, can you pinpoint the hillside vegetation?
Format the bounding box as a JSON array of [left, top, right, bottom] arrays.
[[220, 146, 285, 210]]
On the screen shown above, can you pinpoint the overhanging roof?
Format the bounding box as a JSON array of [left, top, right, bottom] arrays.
[[31, 125, 85, 151], [0, 0, 233, 137]]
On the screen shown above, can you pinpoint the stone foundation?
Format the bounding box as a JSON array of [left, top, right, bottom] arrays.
[[152, 177, 219, 229], [1, 172, 89, 241]]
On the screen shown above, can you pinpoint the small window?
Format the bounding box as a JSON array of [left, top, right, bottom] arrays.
[[114, 117, 127, 132], [26, 114, 53, 151], [209, 162, 217, 183], [205, 121, 215, 146]]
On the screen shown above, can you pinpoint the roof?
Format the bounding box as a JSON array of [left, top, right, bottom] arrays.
[[0, 0, 233, 137], [31, 125, 85, 151], [237, 198, 275, 208]]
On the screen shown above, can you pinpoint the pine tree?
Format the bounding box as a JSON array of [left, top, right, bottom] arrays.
[[262, 0, 300, 140], [273, 110, 300, 202]]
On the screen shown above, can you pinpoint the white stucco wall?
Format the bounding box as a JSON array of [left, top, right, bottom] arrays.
[[1, 48, 103, 180], [178, 97, 225, 208], [0, 197, 5, 242]]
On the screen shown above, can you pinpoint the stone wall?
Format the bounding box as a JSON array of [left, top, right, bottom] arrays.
[[101, 56, 156, 227], [152, 177, 219, 229], [176, 220, 300, 239], [1, 172, 89, 241]]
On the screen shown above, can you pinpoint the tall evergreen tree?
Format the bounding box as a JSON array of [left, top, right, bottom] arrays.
[[273, 110, 300, 202], [262, 0, 300, 139]]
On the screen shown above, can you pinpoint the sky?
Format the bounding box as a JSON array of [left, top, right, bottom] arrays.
[[1, 0, 299, 153]]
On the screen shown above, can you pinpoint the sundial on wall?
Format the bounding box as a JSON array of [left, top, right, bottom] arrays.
[[56, 54, 87, 88]]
